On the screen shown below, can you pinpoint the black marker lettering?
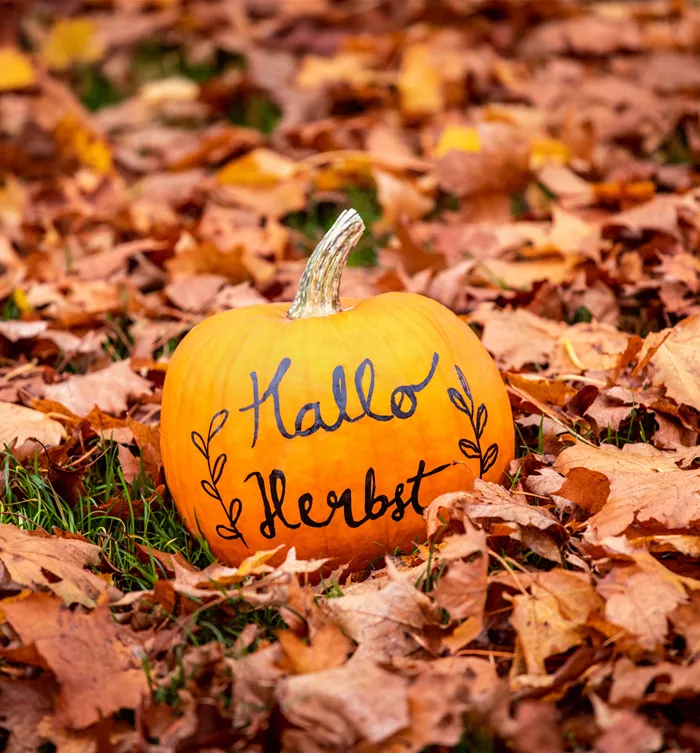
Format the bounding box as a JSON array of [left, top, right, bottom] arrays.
[[240, 353, 440, 446], [390, 352, 440, 419], [246, 469, 300, 540], [240, 358, 294, 448]]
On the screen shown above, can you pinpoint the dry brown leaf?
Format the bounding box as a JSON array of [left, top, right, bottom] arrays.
[[0, 401, 65, 448], [362, 658, 507, 753], [0, 676, 56, 753], [434, 552, 488, 622], [42, 359, 153, 417], [0, 524, 117, 607], [435, 123, 530, 198], [604, 195, 684, 239], [228, 645, 285, 735], [511, 570, 602, 675], [670, 591, 700, 658], [373, 168, 434, 231], [609, 657, 700, 706], [555, 442, 679, 476], [397, 43, 444, 119], [472, 307, 629, 374], [322, 570, 441, 662], [473, 255, 583, 292], [278, 658, 409, 750], [555, 443, 700, 540], [164, 273, 227, 312], [637, 316, 700, 412], [427, 481, 566, 562], [511, 701, 565, 753], [1, 592, 147, 729], [278, 623, 353, 675], [594, 710, 663, 753], [597, 569, 687, 651]]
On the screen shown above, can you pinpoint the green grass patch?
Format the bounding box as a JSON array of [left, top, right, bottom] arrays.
[[227, 92, 282, 135], [1, 443, 213, 591], [286, 187, 384, 267], [1, 440, 288, 652], [79, 67, 124, 112]]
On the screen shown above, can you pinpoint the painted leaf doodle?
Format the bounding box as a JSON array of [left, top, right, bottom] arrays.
[[191, 410, 247, 546], [449, 365, 499, 477]]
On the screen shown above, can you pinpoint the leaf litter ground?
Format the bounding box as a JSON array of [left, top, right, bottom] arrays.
[[1, 0, 700, 751]]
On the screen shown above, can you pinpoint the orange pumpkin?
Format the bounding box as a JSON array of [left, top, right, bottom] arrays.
[[161, 210, 514, 568]]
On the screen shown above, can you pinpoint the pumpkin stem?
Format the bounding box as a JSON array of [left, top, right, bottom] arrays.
[[287, 208, 366, 320]]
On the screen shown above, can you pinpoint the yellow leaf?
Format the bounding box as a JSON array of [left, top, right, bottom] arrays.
[[13, 288, 30, 313], [42, 18, 104, 70], [397, 44, 443, 119], [0, 48, 36, 91], [217, 148, 297, 187], [433, 125, 482, 158], [237, 546, 285, 577], [54, 114, 113, 175], [296, 52, 375, 89], [312, 154, 374, 192], [530, 138, 572, 169]]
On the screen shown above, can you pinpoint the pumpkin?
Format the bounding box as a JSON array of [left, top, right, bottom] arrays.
[[161, 209, 514, 568]]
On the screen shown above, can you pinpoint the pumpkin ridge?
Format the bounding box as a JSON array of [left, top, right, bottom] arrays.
[[163, 320, 228, 532]]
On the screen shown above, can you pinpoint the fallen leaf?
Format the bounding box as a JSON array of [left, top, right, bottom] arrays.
[[278, 657, 409, 749], [603, 195, 683, 240], [42, 18, 104, 70], [433, 125, 482, 158], [598, 568, 687, 650], [555, 443, 700, 540], [397, 44, 444, 119], [2, 592, 147, 729], [364, 657, 507, 753], [436, 123, 530, 197], [0, 401, 65, 448], [472, 307, 629, 374], [322, 564, 442, 661], [670, 591, 700, 657], [164, 273, 227, 312], [511, 701, 565, 753], [609, 657, 700, 706], [0, 676, 55, 753], [373, 168, 434, 231], [637, 316, 700, 412], [217, 148, 297, 187], [43, 359, 152, 417], [511, 570, 602, 675], [594, 710, 663, 753], [427, 481, 566, 562], [434, 546, 488, 622], [54, 113, 113, 174], [0, 48, 36, 91], [278, 623, 353, 674], [0, 524, 116, 606]]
